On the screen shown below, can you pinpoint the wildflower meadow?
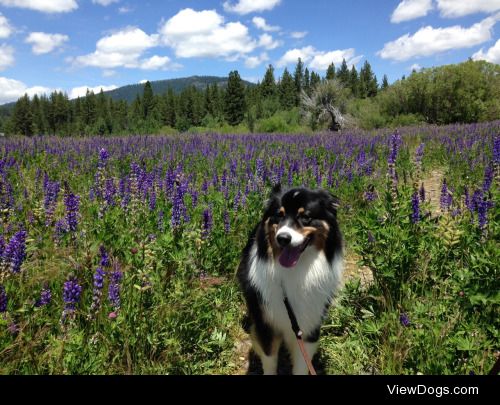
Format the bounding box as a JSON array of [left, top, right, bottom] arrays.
[[0, 122, 498, 375]]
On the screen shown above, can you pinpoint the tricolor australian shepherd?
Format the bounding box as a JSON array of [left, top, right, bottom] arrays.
[[237, 185, 344, 375]]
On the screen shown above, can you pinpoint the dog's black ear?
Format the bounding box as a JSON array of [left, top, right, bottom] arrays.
[[319, 189, 340, 216], [270, 183, 282, 198]]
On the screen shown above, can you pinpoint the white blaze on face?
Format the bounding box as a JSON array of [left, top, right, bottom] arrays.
[[276, 224, 305, 247]]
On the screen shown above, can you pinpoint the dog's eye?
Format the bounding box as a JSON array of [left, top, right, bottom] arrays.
[[276, 209, 285, 218], [300, 214, 312, 225]]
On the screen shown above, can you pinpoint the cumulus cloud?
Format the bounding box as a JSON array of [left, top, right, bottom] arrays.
[[472, 38, 500, 64], [378, 14, 500, 61], [159, 8, 256, 59], [244, 52, 269, 68], [437, 0, 500, 18], [252, 17, 279, 32], [0, 44, 14, 70], [71, 27, 178, 70], [0, 76, 54, 104], [25, 32, 69, 54], [0, 14, 13, 39], [290, 31, 308, 39], [0, 0, 77, 13], [92, 0, 119, 5], [277, 46, 362, 70], [391, 0, 433, 23], [258, 33, 282, 50], [68, 85, 118, 99], [223, 0, 281, 15]]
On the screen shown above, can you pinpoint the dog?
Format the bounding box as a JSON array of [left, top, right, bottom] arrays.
[[237, 185, 344, 375]]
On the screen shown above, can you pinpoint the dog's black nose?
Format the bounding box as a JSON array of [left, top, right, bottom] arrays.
[[277, 233, 292, 248]]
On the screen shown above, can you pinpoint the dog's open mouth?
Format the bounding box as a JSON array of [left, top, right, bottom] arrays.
[[279, 236, 311, 268]]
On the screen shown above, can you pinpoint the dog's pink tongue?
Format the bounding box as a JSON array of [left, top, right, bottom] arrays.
[[279, 246, 302, 268]]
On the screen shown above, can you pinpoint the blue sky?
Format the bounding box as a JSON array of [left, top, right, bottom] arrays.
[[0, 0, 499, 104]]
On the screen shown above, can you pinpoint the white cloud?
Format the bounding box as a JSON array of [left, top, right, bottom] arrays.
[[139, 79, 147, 84], [25, 32, 69, 55], [72, 27, 177, 70], [391, 0, 433, 23], [139, 55, 181, 70], [290, 31, 307, 39], [378, 14, 500, 61], [252, 16, 279, 32], [69, 85, 118, 99], [0, 44, 14, 70], [245, 52, 269, 68], [102, 69, 116, 77], [0, 14, 13, 39], [223, 0, 281, 15], [92, 0, 119, 5], [118, 6, 131, 13], [0, 76, 54, 104], [437, 0, 500, 18], [0, 0, 77, 13], [159, 8, 256, 59], [277, 46, 362, 70], [258, 33, 282, 50], [409, 63, 422, 71], [473, 38, 500, 64]]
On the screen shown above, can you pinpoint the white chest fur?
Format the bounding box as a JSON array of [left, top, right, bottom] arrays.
[[247, 245, 343, 337]]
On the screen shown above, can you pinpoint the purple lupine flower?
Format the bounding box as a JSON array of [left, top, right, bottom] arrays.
[[3, 230, 27, 274], [440, 179, 452, 211], [108, 264, 123, 311], [0, 235, 5, 257], [400, 313, 410, 327], [98, 148, 109, 167], [157, 210, 164, 232], [256, 158, 265, 182], [104, 178, 117, 207], [0, 285, 7, 313], [482, 165, 493, 193], [149, 190, 156, 211], [89, 266, 106, 317], [411, 192, 420, 224], [191, 190, 198, 208], [100, 246, 110, 268], [63, 277, 82, 311], [64, 191, 80, 232], [223, 211, 230, 233], [477, 199, 493, 230], [233, 190, 241, 211], [35, 285, 51, 307], [171, 187, 184, 229], [419, 183, 426, 202], [202, 208, 213, 240], [493, 136, 500, 166], [415, 143, 425, 165], [54, 219, 68, 240], [388, 131, 402, 165]]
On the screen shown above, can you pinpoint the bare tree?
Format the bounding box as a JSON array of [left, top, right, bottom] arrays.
[[301, 79, 352, 131]]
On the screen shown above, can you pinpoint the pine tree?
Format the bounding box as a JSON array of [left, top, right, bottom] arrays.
[[164, 88, 176, 127], [13, 94, 33, 136], [381, 74, 389, 90], [261, 64, 277, 98], [279, 68, 296, 110], [224, 70, 246, 125], [294, 58, 304, 106], [31, 94, 47, 135], [310, 71, 321, 91], [349, 65, 359, 97], [337, 59, 350, 87], [359, 60, 378, 98], [326, 63, 335, 81], [142, 81, 154, 119], [304, 68, 311, 95]]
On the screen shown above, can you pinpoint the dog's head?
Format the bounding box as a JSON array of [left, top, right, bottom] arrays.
[[262, 185, 340, 268]]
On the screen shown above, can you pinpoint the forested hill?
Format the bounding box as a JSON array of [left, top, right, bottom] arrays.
[[105, 76, 255, 103]]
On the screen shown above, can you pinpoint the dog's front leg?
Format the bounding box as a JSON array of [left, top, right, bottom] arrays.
[[250, 326, 282, 375]]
